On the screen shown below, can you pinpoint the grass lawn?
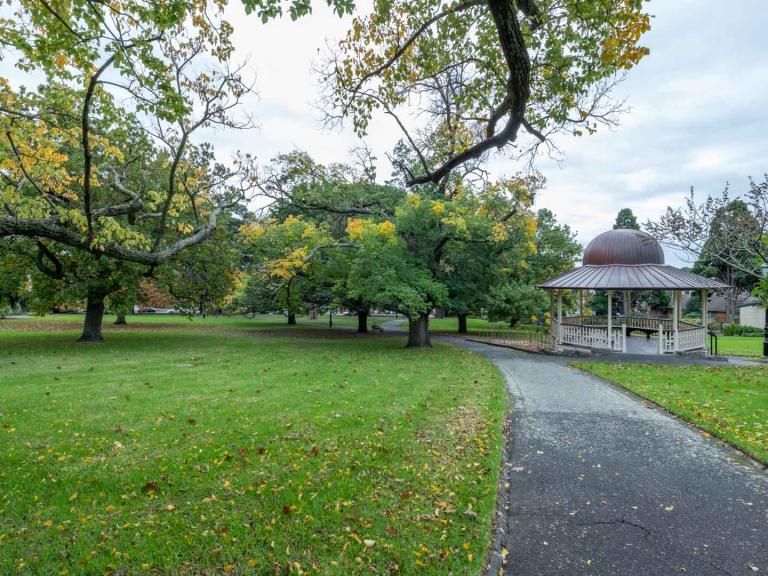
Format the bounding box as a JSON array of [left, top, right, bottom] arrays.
[[716, 335, 765, 358], [401, 317, 538, 333], [0, 323, 504, 575], [575, 363, 768, 463]]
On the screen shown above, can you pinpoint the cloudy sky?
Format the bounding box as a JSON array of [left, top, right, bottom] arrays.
[[211, 0, 768, 262]]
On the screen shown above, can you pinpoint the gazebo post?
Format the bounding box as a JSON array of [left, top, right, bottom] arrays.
[[624, 290, 631, 316], [549, 290, 555, 341], [579, 290, 584, 319], [607, 290, 613, 350], [701, 289, 708, 350], [673, 289, 680, 352], [557, 290, 563, 347]]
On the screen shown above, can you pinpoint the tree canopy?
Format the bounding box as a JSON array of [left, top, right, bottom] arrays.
[[322, 0, 650, 186], [646, 178, 768, 309], [614, 207, 640, 230]]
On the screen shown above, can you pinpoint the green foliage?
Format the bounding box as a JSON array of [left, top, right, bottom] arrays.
[[693, 200, 760, 295], [0, 240, 28, 314], [240, 0, 355, 21], [253, 149, 547, 340], [722, 323, 764, 337], [0, 0, 256, 300], [613, 208, 640, 230], [488, 284, 548, 327], [240, 216, 336, 318], [646, 289, 671, 313], [488, 208, 579, 324]]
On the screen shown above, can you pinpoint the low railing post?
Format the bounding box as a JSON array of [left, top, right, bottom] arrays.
[[622, 324, 627, 353], [658, 323, 664, 355]]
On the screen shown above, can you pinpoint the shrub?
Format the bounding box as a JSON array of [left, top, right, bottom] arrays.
[[722, 323, 764, 337], [707, 320, 722, 333]]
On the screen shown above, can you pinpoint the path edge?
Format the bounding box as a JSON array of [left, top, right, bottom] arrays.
[[482, 393, 516, 576]]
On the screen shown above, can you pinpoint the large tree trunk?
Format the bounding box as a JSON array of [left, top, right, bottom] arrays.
[[79, 291, 107, 342], [287, 313, 297, 325], [357, 310, 369, 333], [457, 314, 468, 334], [114, 312, 127, 325], [407, 313, 431, 348]]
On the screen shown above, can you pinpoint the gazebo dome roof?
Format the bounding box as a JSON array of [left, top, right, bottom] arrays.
[[582, 229, 664, 266]]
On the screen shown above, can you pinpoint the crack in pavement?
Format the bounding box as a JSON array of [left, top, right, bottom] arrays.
[[574, 518, 652, 537]]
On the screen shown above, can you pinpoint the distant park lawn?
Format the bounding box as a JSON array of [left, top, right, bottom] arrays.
[[576, 363, 768, 463], [402, 316, 538, 333], [4, 312, 368, 330], [716, 335, 764, 358], [0, 323, 504, 575]]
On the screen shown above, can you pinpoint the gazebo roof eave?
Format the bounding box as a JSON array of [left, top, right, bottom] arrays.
[[537, 264, 730, 291]]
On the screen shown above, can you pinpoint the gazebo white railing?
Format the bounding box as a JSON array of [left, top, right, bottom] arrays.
[[554, 318, 625, 351], [554, 315, 707, 353]]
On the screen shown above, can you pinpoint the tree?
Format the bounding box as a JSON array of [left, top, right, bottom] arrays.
[[647, 177, 768, 354], [322, 0, 650, 188], [253, 150, 403, 331], [19, 248, 145, 340], [488, 208, 580, 326], [647, 180, 767, 287], [344, 212, 448, 346], [241, 216, 338, 325], [0, 1, 258, 340], [154, 224, 244, 317], [0, 239, 30, 317], [614, 208, 640, 230], [256, 148, 539, 346], [687, 201, 760, 322]]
